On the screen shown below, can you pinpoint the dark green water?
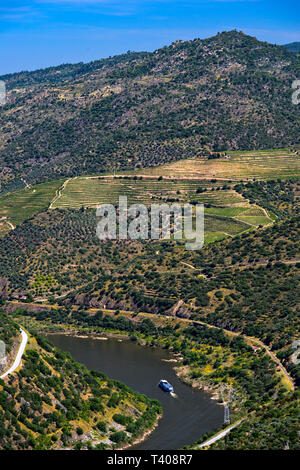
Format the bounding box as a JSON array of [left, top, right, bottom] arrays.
[[45, 334, 223, 450]]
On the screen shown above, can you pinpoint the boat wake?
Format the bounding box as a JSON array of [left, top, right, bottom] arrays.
[[170, 392, 178, 398]]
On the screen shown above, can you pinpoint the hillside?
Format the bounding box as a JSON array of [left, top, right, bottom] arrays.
[[282, 42, 300, 53], [0, 178, 299, 451], [0, 312, 19, 363], [0, 205, 299, 376], [0, 314, 161, 450], [1, 148, 299, 239], [1, 30, 299, 193], [210, 393, 299, 449], [2, 215, 299, 451]]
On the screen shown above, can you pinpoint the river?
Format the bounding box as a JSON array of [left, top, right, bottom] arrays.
[[45, 334, 224, 450]]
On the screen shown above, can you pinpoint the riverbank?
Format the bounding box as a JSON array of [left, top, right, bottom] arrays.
[[44, 330, 166, 450], [174, 365, 222, 403], [118, 414, 162, 450], [45, 330, 224, 450], [44, 327, 227, 410], [45, 329, 131, 341], [66, 412, 163, 451]]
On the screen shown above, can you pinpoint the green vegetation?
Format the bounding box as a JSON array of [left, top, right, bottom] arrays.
[[0, 314, 161, 450], [0, 220, 13, 238], [11, 307, 300, 450], [0, 194, 298, 449], [1, 172, 279, 239], [50, 175, 271, 241], [282, 42, 300, 53], [52, 177, 246, 208], [234, 179, 300, 219], [0, 311, 19, 355], [0, 209, 298, 357], [0, 27, 299, 452], [210, 395, 299, 450], [1, 31, 299, 192], [0, 180, 63, 230], [129, 149, 300, 180]]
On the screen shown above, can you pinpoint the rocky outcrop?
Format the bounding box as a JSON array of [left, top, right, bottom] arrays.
[[0, 340, 7, 371], [4, 302, 52, 314], [168, 300, 192, 319]]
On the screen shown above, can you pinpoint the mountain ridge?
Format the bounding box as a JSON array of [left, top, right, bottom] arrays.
[[1, 30, 297, 86], [1, 30, 299, 193], [282, 42, 300, 53]]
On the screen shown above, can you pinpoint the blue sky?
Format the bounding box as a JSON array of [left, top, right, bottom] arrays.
[[0, 0, 299, 75]]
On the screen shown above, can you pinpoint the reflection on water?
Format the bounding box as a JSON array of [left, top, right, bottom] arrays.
[[45, 334, 223, 450]]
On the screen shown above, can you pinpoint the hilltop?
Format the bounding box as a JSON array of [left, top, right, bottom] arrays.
[[1, 30, 299, 193]]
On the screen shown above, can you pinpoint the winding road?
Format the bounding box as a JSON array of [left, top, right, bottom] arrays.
[[9, 299, 295, 391], [0, 328, 28, 379], [49, 178, 73, 209], [195, 419, 244, 449]]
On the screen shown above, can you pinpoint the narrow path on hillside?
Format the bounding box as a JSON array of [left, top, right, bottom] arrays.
[[182, 258, 300, 271], [49, 178, 73, 209], [194, 419, 245, 449], [6, 220, 15, 230], [175, 317, 295, 391], [249, 337, 295, 389], [21, 178, 31, 190]]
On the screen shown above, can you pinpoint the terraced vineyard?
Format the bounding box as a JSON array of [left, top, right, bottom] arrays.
[[52, 177, 242, 207], [0, 180, 63, 234], [0, 148, 296, 240], [128, 149, 300, 180], [52, 176, 272, 241]]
